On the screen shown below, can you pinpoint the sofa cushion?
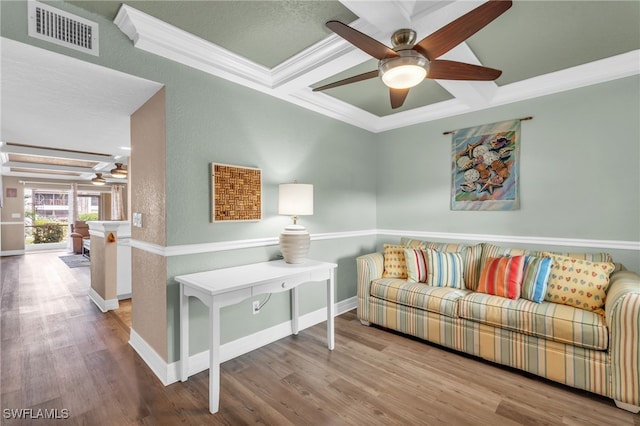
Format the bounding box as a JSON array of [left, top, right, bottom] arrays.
[[546, 251, 612, 263], [370, 278, 470, 318], [477, 256, 525, 300], [458, 292, 608, 351], [521, 255, 552, 303], [401, 238, 483, 291], [480, 243, 530, 275], [542, 253, 615, 315], [425, 249, 465, 289]]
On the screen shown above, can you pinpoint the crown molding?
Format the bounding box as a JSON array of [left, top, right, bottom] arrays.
[[115, 5, 640, 134], [115, 5, 271, 91], [271, 19, 382, 89]]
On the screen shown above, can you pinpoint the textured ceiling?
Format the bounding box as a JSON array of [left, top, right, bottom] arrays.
[[70, 0, 358, 67], [74, 0, 640, 117], [467, 1, 640, 86]]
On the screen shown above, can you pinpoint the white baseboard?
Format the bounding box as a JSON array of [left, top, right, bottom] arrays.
[[0, 250, 25, 256], [129, 328, 173, 385], [129, 296, 357, 386], [88, 287, 119, 312]]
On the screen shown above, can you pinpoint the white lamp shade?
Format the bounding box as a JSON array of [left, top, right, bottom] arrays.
[[278, 183, 313, 216], [279, 183, 313, 263]]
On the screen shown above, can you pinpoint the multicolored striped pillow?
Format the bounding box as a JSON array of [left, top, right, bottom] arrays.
[[521, 255, 552, 303], [404, 248, 428, 282], [477, 256, 525, 300], [400, 238, 483, 291], [424, 249, 465, 289]]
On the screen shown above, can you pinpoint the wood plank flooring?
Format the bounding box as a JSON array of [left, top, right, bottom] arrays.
[[1, 251, 638, 425]]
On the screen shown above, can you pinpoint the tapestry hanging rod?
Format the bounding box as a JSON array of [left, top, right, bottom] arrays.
[[442, 116, 533, 135]]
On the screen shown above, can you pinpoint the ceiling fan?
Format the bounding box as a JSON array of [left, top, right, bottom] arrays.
[[313, 0, 512, 109]]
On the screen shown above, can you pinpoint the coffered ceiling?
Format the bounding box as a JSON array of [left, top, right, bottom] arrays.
[[1, 1, 639, 182], [86, 0, 639, 128]]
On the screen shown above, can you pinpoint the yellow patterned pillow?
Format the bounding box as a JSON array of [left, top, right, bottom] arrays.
[[382, 244, 411, 278], [543, 252, 615, 314]]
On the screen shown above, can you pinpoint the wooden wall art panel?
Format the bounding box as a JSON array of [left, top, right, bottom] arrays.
[[211, 163, 262, 222]]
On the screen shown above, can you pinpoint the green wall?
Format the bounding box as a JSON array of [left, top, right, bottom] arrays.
[[3, 1, 639, 364], [375, 75, 640, 271], [163, 63, 379, 245], [1, 0, 378, 363]]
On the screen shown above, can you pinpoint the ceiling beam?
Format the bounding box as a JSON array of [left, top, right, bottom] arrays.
[[0, 142, 122, 164], [2, 161, 98, 174]]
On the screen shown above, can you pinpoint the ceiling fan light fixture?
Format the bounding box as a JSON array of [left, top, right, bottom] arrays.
[[91, 172, 106, 186], [110, 163, 127, 179], [379, 51, 429, 89]]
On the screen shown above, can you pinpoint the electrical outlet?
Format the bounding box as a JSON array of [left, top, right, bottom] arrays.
[[252, 300, 260, 315]]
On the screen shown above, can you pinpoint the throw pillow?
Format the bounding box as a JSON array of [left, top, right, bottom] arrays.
[[542, 253, 615, 314], [424, 249, 465, 289], [477, 256, 525, 300], [382, 244, 409, 278], [403, 248, 428, 282], [400, 239, 482, 291], [521, 255, 552, 303]]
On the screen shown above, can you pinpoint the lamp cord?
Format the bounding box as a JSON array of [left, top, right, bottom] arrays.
[[258, 293, 272, 310]]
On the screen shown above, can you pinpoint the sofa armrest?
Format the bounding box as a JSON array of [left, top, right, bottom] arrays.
[[356, 252, 384, 324], [605, 270, 640, 407]]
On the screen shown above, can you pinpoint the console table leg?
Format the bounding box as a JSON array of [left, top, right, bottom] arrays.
[[291, 287, 299, 335], [209, 299, 221, 414], [180, 286, 189, 382], [327, 274, 335, 350]]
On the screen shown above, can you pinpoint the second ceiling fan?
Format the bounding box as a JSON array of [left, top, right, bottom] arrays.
[[313, 0, 513, 109]]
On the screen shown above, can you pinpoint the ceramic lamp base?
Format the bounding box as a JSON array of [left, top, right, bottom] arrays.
[[279, 225, 310, 264]]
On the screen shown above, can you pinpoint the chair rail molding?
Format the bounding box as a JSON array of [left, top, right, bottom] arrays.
[[128, 229, 639, 257]]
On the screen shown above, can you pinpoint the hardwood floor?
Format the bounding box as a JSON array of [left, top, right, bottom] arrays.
[[1, 252, 638, 425]]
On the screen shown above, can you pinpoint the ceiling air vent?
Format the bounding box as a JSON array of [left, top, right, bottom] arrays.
[[28, 0, 99, 56]]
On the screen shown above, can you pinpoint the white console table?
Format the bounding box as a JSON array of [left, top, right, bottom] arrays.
[[175, 259, 337, 414]]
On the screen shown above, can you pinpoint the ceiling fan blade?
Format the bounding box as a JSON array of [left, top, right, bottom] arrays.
[[414, 0, 512, 60], [390, 88, 410, 109], [312, 70, 379, 91], [326, 21, 398, 60], [427, 60, 502, 80]]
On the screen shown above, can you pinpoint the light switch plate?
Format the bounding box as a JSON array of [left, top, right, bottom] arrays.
[[132, 212, 143, 228]]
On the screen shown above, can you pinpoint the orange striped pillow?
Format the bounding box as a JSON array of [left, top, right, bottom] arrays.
[[477, 256, 525, 300]]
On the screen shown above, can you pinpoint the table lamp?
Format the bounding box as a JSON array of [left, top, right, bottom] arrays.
[[278, 182, 313, 263]]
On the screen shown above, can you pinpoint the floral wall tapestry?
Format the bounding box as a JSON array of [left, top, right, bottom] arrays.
[[451, 118, 520, 210]]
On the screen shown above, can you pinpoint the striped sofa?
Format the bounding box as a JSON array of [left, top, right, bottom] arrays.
[[356, 240, 640, 412]]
